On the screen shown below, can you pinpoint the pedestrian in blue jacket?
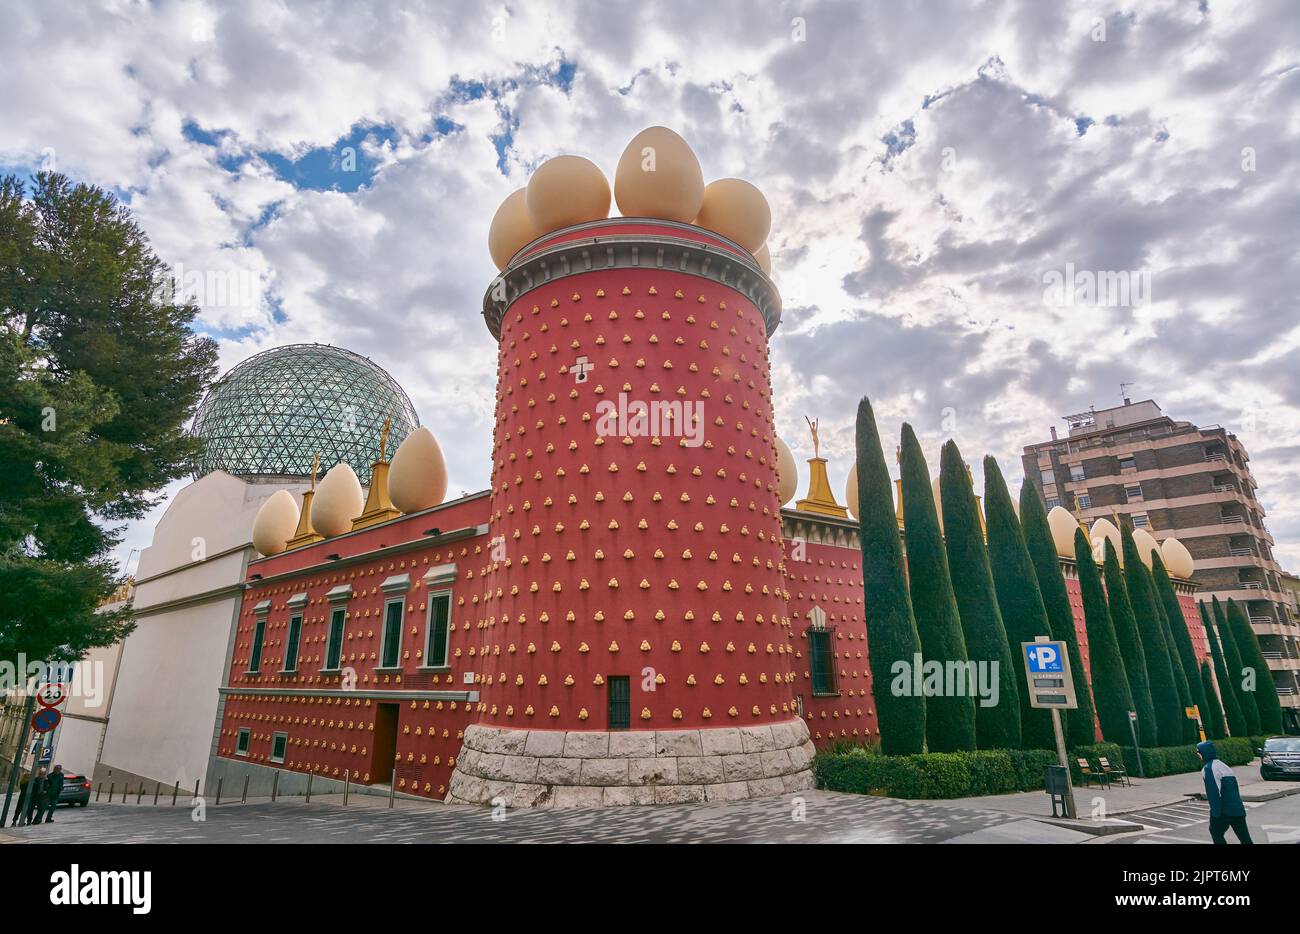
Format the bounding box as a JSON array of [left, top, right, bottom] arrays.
[[1198, 741, 1253, 845]]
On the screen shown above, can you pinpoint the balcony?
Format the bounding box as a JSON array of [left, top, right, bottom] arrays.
[[1229, 546, 1254, 557], [1220, 514, 1246, 525], [1205, 453, 1227, 463]]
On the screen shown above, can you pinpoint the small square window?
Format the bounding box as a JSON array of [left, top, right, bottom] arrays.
[[1076, 494, 1092, 509], [1041, 469, 1055, 485], [1069, 465, 1086, 482], [270, 732, 288, 763], [1046, 497, 1062, 509], [1132, 513, 1150, 529], [1118, 455, 1136, 471], [236, 728, 250, 757], [1125, 484, 1143, 501]]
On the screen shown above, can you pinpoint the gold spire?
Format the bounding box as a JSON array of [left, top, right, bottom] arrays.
[[794, 415, 847, 519], [286, 452, 325, 548], [352, 421, 402, 530]]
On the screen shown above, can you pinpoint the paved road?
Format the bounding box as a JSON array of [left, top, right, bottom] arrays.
[[4, 790, 1029, 844], [1104, 792, 1300, 845]]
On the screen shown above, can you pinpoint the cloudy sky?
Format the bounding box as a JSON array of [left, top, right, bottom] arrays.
[[3, 0, 1297, 572]]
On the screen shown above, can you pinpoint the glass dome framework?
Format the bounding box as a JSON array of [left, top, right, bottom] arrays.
[[191, 344, 419, 485]]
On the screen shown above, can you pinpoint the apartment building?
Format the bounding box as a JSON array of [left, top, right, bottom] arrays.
[[1023, 399, 1300, 730]]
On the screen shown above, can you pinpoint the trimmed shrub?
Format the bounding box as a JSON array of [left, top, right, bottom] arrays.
[[1215, 597, 1261, 735], [1203, 603, 1246, 737], [1151, 575, 1197, 744], [1226, 599, 1285, 734], [1121, 525, 1183, 746], [1075, 531, 1135, 745], [1200, 661, 1226, 740], [812, 747, 1059, 799], [1102, 540, 1157, 746], [1152, 554, 1212, 739], [855, 398, 926, 755]]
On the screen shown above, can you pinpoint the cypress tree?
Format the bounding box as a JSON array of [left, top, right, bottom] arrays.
[[1151, 554, 1211, 741], [854, 398, 926, 755], [1074, 528, 1134, 744], [1203, 602, 1247, 737], [1226, 598, 1284, 734], [1150, 577, 1196, 743], [1120, 525, 1183, 745], [1103, 540, 1158, 746], [1200, 661, 1227, 740], [939, 441, 1021, 750], [1019, 476, 1096, 746], [899, 424, 976, 752], [983, 457, 1055, 751], [1215, 597, 1260, 736]]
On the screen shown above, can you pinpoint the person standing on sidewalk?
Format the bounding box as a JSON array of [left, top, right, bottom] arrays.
[[40, 765, 65, 823], [1197, 741, 1253, 845], [24, 768, 48, 826], [10, 771, 31, 826]]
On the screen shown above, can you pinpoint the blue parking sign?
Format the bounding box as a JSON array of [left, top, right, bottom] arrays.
[[1025, 643, 1063, 673]]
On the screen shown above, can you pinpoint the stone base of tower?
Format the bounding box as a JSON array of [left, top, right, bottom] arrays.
[[447, 719, 816, 808]]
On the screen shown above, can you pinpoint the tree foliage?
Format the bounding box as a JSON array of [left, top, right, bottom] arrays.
[[1203, 602, 1246, 737], [1074, 529, 1133, 745], [1120, 525, 1183, 745], [1102, 540, 1157, 746], [1225, 598, 1284, 734]]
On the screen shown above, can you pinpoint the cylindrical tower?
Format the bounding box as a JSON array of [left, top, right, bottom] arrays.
[[448, 218, 815, 807]]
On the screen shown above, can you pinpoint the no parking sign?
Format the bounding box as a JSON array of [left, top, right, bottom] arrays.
[[31, 707, 61, 734]]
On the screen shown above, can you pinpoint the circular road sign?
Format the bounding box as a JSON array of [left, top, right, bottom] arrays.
[[31, 707, 61, 734], [37, 683, 67, 707]]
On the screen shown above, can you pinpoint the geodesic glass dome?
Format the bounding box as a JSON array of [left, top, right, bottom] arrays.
[[191, 344, 419, 485]]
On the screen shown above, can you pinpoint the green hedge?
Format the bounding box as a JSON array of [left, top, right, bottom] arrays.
[[1073, 738, 1256, 779], [812, 747, 1057, 799]]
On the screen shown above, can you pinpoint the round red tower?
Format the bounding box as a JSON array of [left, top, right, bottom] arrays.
[[448, 218, 815, 807]]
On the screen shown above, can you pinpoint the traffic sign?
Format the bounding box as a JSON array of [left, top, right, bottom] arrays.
[[37, 682, 67, 707], [1020, 638, 1077, 709], [31, 708, 61, 734]]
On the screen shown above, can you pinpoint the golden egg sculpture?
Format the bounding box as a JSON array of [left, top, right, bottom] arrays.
[[614, 126, 705, 222], [1132, 528, 1160, 569], [845, 462, 858, 519], [1162, 537, 1195, 579], [488, 188, 543, 271], [312, 463, 364, 537], [1090, 517, 1122, 567], [775, 436, 798, 506], [1046, 506, 1081, 557], [388, 426, 448, 514], [693, 178, 771, 253], [526, 155, 610, 231], [251, 489, 299, 556], [755, 242, 772, 275]]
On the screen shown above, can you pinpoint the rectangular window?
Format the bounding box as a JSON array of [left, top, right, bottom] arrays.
[[607, 675, 631, 730], [425, 592, 452, 668], [270, 732, 288, 763], [325, 607, 346, 671], [1069, 465, 1086, 482], [236, 728, 250, 756], [1041, 469, 1055, 485], [380, 598, 404, 669], [283, 614, 302, 672], [808, 628, 839, 696], [1125, 484, 1143, 502], [1132, 513, 1150, 528], [1045, 497, 1062, 510], [249, 619, 266, 673], [1118, 455, 1136, 471], [1076, 494, 1092, 509]]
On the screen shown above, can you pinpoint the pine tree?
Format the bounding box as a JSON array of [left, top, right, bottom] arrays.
[[1200, 662, 1226, 739], [1150, 577, 1196, 743], [1204, 603, 1247, 737], [1103, 540, 1158, 746], [1226, 598, 1284, 734], [1121, 526, 1184, 746], [1020, 476, 1096, 746], [939, 441, 1020, 749], [1215, 597, 1260, 736], [1151, 554, 1212, 742], [899, 424, 976, 752], [854, 398, 926, 755], [1074, 529, 1133, 744], [983, 457, 1056, 750]]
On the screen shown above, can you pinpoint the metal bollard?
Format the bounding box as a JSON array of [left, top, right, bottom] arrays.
[[305, 770, 313, 804], [136, 783, 144, 804], [215, 777, 223, 806], [242, 774, 249, 804], [153, 782, 160, 806], [193, 779, 200, 801], [271, 771, 279, 803], [343, 769, 350, 807], [95, 782, 102, 803], [107, 782, 114, 803], [172, 781, 179, 806], [388, 778, 396, 809]]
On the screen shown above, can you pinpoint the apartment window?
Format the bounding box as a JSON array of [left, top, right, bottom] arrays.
[[425, 591, 452, 668], [380, 598, 404, 669], [236, 728, 251, 756], [1041, 469, 1055, 485], [248, 618, 266, 673], [283, 614, 302, 672], [1132, 513, 1150, 529], [607, 675, 631, 730], [1076, 494, 1092, 509], [1125, 484, 1143, 502], [1118, 455, 1136, 471], [1069, 465, 1086, 482], [1046, 497, 1062, 509], [324, 607, 346, 671], [808, 628, 839, 696], [270, 732, 288, 764]]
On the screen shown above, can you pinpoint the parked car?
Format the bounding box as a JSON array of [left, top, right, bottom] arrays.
[[1258, 736, 1300, 781], [57, 771, 92, 807]]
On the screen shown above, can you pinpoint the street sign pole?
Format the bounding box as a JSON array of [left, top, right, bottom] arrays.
[[1051, 707, 1076, 819], [1127, 710, 1144, 778], [0, 691, 37, 826]]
